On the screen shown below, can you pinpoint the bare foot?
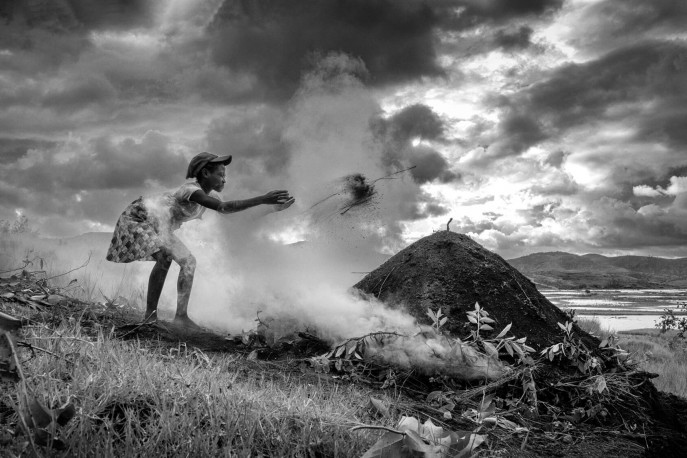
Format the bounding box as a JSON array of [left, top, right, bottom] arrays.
[[173, 315, 203, 330]]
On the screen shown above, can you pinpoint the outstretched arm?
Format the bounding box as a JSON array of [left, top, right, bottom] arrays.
[[190, 190, 293, 214]]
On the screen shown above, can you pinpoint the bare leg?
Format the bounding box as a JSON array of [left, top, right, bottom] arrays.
[[174, 253, 196, 320], [145, 252, 172, 322], [160, 235, 201, 329]]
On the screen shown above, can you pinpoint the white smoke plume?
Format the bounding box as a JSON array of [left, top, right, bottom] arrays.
[[364, 328, 508, 381], [163, 53, 422, 341]]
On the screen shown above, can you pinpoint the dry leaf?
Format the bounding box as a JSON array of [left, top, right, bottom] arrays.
[[369, 397, 390, 417]]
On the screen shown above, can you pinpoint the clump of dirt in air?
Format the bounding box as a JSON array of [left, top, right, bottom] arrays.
[[340, 173, 376, 214]]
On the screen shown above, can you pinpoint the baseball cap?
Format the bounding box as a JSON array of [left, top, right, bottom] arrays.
[[186, 152, 232, 179]]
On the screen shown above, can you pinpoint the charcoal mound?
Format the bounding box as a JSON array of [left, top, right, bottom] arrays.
[[354, 230, 596, 350]]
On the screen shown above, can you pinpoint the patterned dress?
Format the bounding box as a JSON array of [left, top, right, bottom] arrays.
[[106, 182, 219, 263]]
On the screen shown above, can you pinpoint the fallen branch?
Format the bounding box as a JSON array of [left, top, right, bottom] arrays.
[[351, 424, 404, 434]]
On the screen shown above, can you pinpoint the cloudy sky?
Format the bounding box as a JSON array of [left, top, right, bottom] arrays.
[[1, 0, 687, 259]]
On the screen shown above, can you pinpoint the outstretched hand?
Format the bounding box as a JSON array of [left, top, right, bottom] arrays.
[[262, 190, 292, 205], [273, 197, 295, 212]]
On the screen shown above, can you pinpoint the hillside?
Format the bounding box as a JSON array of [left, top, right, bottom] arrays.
[[509, 251, 687, 289]]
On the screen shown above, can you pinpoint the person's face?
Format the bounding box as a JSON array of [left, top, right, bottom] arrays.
[[204, 165, 226, 192]]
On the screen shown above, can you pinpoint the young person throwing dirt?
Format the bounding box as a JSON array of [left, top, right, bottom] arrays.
[[106, 152, 294, 329]]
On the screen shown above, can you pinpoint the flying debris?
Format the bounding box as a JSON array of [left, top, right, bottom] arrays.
[[307, 166, 416, 221]]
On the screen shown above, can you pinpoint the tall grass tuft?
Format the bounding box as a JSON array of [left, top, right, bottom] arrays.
[[576, 316, 616, 341]]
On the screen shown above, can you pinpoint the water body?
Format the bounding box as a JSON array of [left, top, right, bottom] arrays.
[[540, 289, 687, 332]]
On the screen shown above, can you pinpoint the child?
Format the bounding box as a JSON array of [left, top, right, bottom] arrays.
[[106, 152, 294, 329]]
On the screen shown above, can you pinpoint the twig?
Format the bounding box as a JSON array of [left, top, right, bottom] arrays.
[[0, 259, 31, 275], [340, 194, 376, 215], [351, 424, 404, 434], [376, 266, 397, 298], [307, 191, 342, 211], [17, 341, 71, 362], [370, 165, 417, 185], [24, 335, 94, 345], [341, 331, 407, 345], [44, 253, 91, 281], [117, 319, 159, 340], [453, 367, 527, 403], [446, 218, 453, 231], [510, 272, 535, 309], [520, 428, 530, 450], [255, 310, 268, 328]]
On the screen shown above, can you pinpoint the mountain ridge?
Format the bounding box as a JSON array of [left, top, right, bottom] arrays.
[[508, 251, 687, 289]]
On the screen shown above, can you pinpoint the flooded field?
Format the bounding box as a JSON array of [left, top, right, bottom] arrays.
[[541, 289, 687, 332]]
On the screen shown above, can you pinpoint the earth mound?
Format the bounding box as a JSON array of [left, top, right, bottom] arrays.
[[354, 230, 596, 350]]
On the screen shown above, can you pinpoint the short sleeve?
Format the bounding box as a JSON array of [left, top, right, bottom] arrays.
[[175, 182, 202, 202]]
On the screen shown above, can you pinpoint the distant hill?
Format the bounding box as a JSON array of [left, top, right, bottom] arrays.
[[508, 251, 687, 289]]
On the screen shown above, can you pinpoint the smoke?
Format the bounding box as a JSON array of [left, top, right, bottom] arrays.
[[365, 328, 508, 381], [153, 53, 416, 340], [145, 53, 455, 352]]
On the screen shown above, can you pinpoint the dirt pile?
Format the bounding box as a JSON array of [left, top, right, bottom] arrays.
[[354, 230, 596, 350]]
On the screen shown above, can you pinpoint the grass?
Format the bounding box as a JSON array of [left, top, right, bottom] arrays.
[[576, 316, 616, 341], [577, 317, 687, 398], [617, 330, 687, 398], [3, 315, 387, 457], [0, 237, 389, 456]]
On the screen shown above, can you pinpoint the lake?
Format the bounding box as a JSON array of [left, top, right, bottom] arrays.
[[540, 289, 687, 332]]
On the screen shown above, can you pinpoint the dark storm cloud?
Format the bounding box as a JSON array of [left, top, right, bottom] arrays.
[[443, 0, 563, 28], [208, 0, 565, 100], [0, 0, 154, 31], [42, 76, 117, 112], [209, 0, 441, 100], [383, 104, 445, 142], [378, 188, 449, 238], [487, 111, 546, 159], [0, 138, 57, 162], [516, 41, 687, 134], [205, 107, 290, 182], [0, 132, 188, 193], [475, 40, 687, 166], [370, 104, 458, 184], [494, 26, 533, 50], [570, 0, 687, 54], [405, 146, 458, 184], [543, 150, 568, 168], [584, 197, 687, 249]]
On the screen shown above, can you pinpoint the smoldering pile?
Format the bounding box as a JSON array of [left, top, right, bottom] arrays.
[[322, 327, 508, 382]]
